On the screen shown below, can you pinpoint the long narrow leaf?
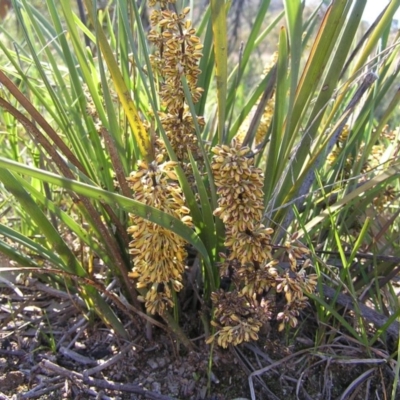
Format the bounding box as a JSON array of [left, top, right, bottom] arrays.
[[82, 0, 153, 162], [0, 157, 212, 271], [210, 0, 227, 143], [0, 168, 85, 276]]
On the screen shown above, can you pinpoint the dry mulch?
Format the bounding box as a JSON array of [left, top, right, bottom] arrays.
[[0, 272, 254, 400], [1, 264, 400, 399]]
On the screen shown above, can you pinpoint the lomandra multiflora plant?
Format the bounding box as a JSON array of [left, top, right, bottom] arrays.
[[1, 0, 400, 355], [124, 0, 317, 348], [208, 140, 317, 347], [126, 1, 203, 316]]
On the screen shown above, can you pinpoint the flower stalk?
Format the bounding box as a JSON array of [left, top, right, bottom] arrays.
[[208, 140, 317, 347]]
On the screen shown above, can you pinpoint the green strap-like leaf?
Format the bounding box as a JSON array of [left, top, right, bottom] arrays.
[[82, 0, 153, 162], [297, 163, 400, 237], [0, 223, 65, 268], [188, 152, 218, 292], [0, 157, 212, 272], [0, 168, 86, 276], [210, 0, 228, 143], [84, 285, 129, 339], [11, 173, 111, 264]]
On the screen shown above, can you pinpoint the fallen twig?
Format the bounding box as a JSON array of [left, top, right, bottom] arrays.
[[339, 367, 375, 400], [59, 346, 97, 365], [0, 349, 26, 357], [57, 317, 88, 350], [24, 278, 85, 307], [84, 343, 133, 376], [19, 383, 64, 399]]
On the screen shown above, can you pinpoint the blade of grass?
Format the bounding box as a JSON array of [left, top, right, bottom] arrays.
[[0, 239, 43, 269], [263, 27, 288, 202], [0, 223, 68, 269], [188, 152, 218, 292], [0, 157, 213, 271], [297, 163, 400, 238], [11, 173, 112, 264], [0, 168, 85, 276], [283, 0, 302, 112], [210, 0, 227, 143], [82, 0, 153, 162]]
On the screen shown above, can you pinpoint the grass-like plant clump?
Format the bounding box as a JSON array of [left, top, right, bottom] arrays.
[[0, 0, 400, 398]]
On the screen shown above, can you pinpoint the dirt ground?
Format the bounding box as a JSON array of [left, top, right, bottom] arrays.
[[0, 259, 399, 399], [0, 274, 253, 400]]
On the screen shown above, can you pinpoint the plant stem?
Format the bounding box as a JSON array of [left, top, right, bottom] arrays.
[[162, 312, 195, 351]]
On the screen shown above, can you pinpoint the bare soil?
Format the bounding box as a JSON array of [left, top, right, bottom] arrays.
[[0, 265, 399, 399]]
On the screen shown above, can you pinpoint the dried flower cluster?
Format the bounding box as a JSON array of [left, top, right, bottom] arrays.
[[237, 54, 277, 146], [237, 96, 275, 146], [328, 124, 398, 172], [327, 124, 350, 166], [148, 1, 204, 161], [373, 185, 397, 211], [127, 155, 192, 315], [328, 125, 400, 201], [126, 1, 205, 315], [207, 140, 317, 347], [209, 290, 270, 348]]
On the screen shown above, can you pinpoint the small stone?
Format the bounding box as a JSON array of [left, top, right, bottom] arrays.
[[147, 358, 159, 370], [151, 381, 161, 393], [0, 358, 7, 371], [157, 357, 167, 368], [178, 365, 185, 376], [200, 386, 207, 399], [187, 380, 196, 393]]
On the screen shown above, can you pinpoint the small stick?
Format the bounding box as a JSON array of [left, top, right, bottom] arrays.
[[81, 388, 113, 400], [24, 278, 85, 307], [83, 343, 133, 376], [58, 317, 88, 350], [0, 349, 26, 357], [19, 383, 64, 399], [59, 346, 97, 366]]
